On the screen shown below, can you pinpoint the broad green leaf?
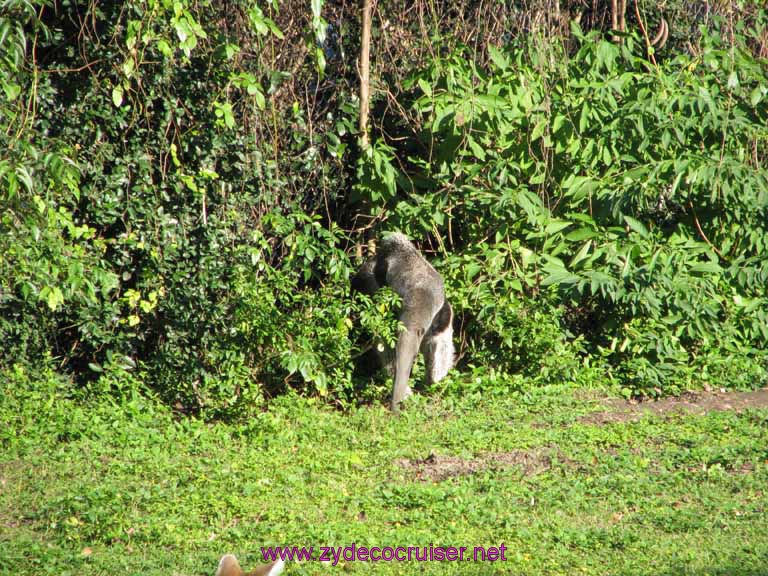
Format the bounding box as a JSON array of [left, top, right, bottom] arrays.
[[531, 119, 546, 142], [112, 85, 124, 107], [691, 261, 722, 274], [417, 78, 432, 97], [579, 104, 590, 133], [467, 137, 486, 161], [542, 266, 580, 286], [45, 286, 64, 311], [488, 45, 509, 70], [552, 114, 566, 134], [15, 166, 33, 192], [122, 58, 135, 78], [156, 39, 172, 57], [569, 239, 593, 267], [623, 215, 648, 238], [566, 227, 598, 242], [265, 18, 284, 39], [3, 82, 20, 101], [251, 85, 266, 109], [545, 220, 572, 235]]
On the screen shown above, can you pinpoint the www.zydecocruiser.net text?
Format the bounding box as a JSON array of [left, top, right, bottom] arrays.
[[261, 544, 508, 565]]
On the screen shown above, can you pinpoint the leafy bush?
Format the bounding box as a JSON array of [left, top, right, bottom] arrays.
[[442, 247, 584, 388], [2, 0, 767, 413], [396, 24, 768, 395], [0, 0, 362, 412]]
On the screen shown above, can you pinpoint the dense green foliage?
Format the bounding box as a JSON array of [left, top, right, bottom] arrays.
[[2, 0, 767, 412], [1, 0, 363, 412], [402, 26, 768, 395], [3, 3, 768, 574]]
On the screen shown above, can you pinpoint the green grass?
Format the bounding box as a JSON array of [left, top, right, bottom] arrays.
[[1, 368, 767, 575]]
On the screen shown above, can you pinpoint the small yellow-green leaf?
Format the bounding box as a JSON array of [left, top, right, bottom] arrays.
[[417, 78, 432, 97], [112, 85, 123, 107], [46, 286, 64, 311]]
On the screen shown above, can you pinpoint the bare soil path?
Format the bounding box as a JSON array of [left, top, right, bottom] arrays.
[[398, 387, 768, 482], [579, 386, 768, 425]]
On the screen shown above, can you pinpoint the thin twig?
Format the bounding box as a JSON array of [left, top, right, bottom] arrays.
[[45, 59, 103, 74], [634, 0, 657, 65], [688, 200, 725, 261]]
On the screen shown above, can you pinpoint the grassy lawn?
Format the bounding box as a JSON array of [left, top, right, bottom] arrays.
[[1, 372, 766, 575]]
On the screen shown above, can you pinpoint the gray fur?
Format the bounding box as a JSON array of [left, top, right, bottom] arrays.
[[351, 233, 455, 411]]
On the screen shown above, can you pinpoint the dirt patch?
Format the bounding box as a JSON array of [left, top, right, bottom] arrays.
[[396, 388, 768, 481], [396, 448, 556, 482], [579, 387, 768, 425]]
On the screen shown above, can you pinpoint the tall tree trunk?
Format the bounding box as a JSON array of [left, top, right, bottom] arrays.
[[359, 0, 373, 149]]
